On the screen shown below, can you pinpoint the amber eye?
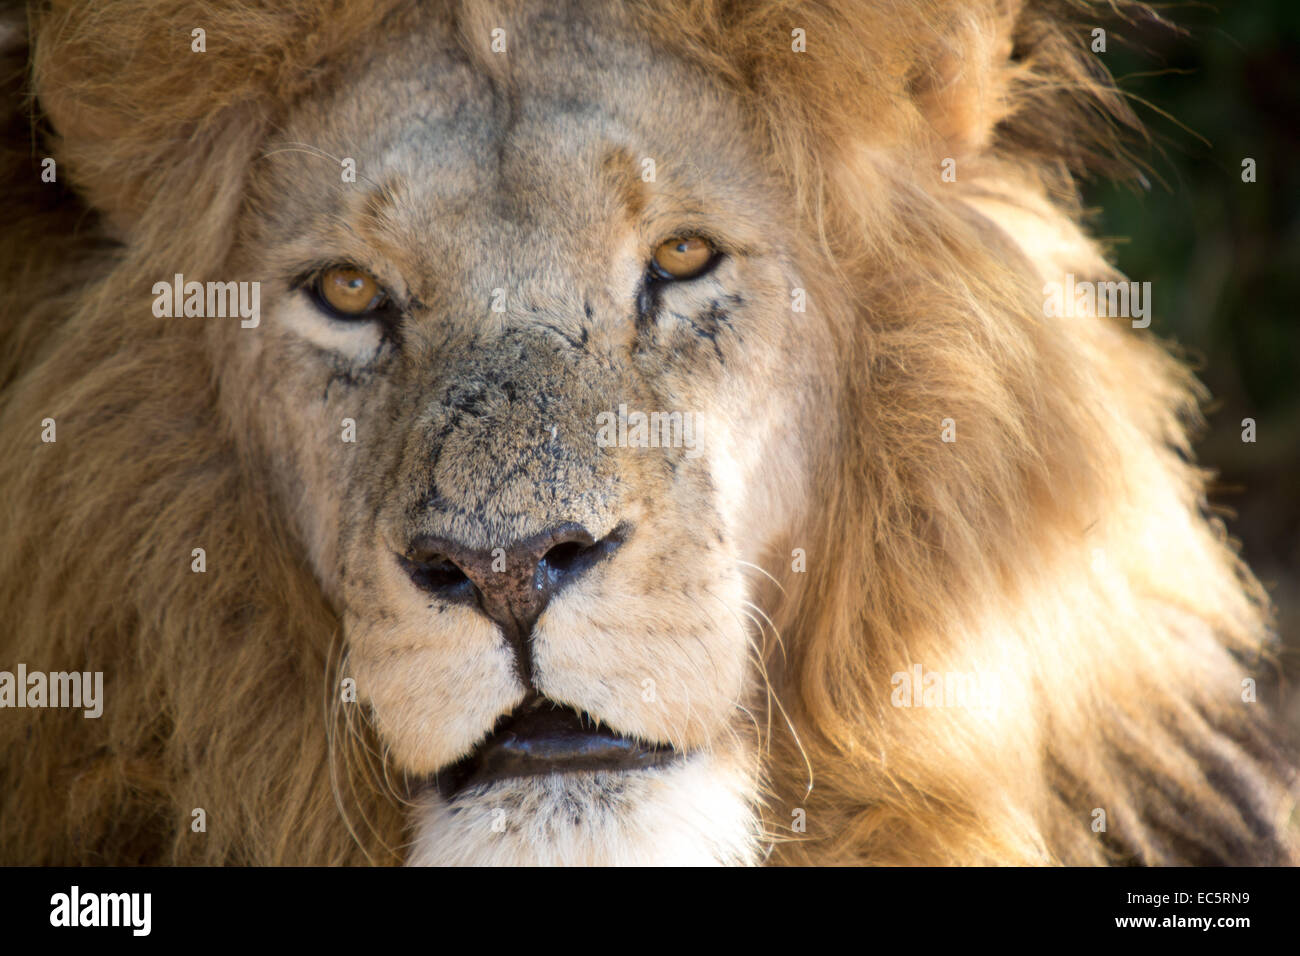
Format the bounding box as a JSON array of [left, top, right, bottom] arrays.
[[650, 236, 716, 281], [313, 266, 388, 318]]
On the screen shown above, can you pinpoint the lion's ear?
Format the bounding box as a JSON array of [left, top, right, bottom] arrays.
[[904, 1, 1147, 179], [29, 5, 267, 238], [32, 79, 184, 235], [906, 3, 1021, 160], [28, 1, 402, 241]]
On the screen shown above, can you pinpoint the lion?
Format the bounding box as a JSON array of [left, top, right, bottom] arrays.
[[0, 0, 1295, 866]]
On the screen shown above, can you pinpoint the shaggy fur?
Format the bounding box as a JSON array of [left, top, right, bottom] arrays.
[[1, 0, 1296, 865]]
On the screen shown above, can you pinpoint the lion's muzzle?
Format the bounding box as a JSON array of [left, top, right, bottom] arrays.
[[398, 521, 629, 684]]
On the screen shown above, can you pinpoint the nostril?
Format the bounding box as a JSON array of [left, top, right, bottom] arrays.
[[539, 525, 627, 588], [542, 540, 590, 575], [399, 551, 474, 599]]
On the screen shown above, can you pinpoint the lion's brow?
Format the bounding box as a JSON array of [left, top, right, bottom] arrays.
[[362, 182, 400, 224], [601, 146, 648, 220]]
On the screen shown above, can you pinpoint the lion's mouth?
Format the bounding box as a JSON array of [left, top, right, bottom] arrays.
[[434, 695, 677, 797]]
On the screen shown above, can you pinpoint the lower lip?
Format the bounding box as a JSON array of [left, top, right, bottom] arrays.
[[435, 735, 679, 798]]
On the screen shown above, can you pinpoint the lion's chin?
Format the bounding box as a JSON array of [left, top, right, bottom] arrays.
[[405, 754, 760, 866]]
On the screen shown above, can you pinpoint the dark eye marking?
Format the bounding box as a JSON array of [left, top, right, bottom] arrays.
[[635, 277, 664, 331], [689, 301, 730, 362]]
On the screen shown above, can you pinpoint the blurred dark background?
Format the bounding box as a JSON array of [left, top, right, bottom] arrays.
[[1080, 2, 1299, 715]]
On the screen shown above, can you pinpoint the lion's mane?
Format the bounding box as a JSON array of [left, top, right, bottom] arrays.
[[1, 0, 1295, 864]]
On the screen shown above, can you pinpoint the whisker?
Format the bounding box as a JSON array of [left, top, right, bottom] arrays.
[[735, 558, 786, 595], [324, 632, 378, 864], [258, 141, 386, 192]]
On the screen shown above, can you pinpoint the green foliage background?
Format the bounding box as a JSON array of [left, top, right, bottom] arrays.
[[1081, 2, 1299, 688]]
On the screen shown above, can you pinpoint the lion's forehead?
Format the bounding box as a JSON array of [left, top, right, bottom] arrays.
[[260, 5, 766, 271]]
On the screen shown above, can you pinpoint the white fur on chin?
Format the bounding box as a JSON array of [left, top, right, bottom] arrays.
[[406, 754, 760, 866]]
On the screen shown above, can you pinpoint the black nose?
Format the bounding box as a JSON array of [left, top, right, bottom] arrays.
[[399, 522, 627, 682]]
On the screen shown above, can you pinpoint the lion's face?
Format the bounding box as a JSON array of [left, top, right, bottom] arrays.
[[220, 5, 827, 863]]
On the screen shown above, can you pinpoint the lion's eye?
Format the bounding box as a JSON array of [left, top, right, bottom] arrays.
[[650, 236, 715, 281], [312, 266, 388, 318]]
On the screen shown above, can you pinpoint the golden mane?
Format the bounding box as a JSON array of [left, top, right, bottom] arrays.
[[1, 0, 1295, 864]]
